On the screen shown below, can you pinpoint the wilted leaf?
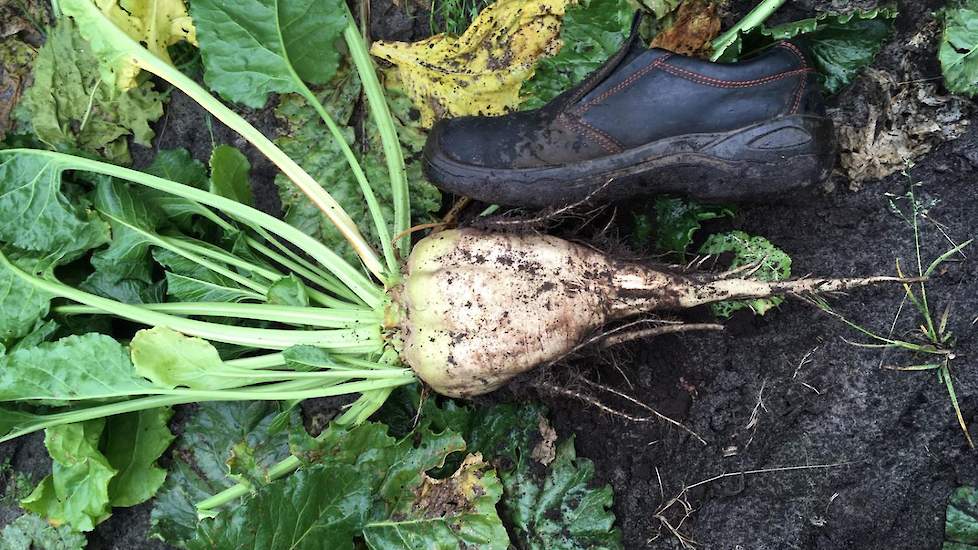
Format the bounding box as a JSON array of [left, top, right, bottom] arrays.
[[19, 19, 164, 163], [362, 453, 508, 549], [698, 230, 791, 318], [714, 6, 896, 95], [371, 0, 571, 127], [150, 402, 298, 546], [21, 420, 116, 532], [945, 486, 978, 549], [61, 0, 195, 90], [275, 71, 440, 264], [761, 6, 897, 94], [835, 67, 972, 186], [0, 36, 36, 141], [377, 393, 622, 550], [941, 0, 978, 96], [520, 0, 633, 109], [0, 513, 87, 550]]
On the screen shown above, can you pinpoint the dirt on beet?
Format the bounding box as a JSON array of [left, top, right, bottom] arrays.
[[1, 0, 975, 549]]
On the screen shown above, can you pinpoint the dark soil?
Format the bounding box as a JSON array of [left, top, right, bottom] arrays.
[[1, 0, 975, 549]]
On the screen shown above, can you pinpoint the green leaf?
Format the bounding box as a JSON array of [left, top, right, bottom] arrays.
[[153, 248, 262, 303], [0, 333, 152, 404], [0, 254, 53, 347], [130, 326, 252, 390], [266, 274, 309, 307], [9, 320, 60, 353], [79, 270, 166, 304], [715, 7, 897, 95], [190, 464, 372, 550], [146, 148, 209, 188], [19, 19, 164, 163], [946, 486, 978, 548], [103, 407, 175, 507], [150, 402, 298, 546], [0, 513, 88, 550], [520, 0, 634, 109], [142, 148, 214, 236], [638, 197, 732, 257], [0, 152, 109, 256], [762, 6, 898, 94], [698, 230, 792, 318], [21, 420, 116, 532], [941, 0, 978, 96], [191, 0, 348, 108], [208, 144, 254, 206], [91, 178, 167, 284]]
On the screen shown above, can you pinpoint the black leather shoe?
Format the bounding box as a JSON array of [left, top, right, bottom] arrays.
[[422, 14, 834, 207]]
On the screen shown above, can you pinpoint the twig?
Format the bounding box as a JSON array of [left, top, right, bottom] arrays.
[[482, 179, 615, 227], [435, 197, 472, 233], [599, 322, 725, 348], [581, 378, 707, 445]]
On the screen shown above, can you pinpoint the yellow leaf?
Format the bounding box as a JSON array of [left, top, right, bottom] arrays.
[[370, 0, 570, 128], [93, 0, 197, 89]]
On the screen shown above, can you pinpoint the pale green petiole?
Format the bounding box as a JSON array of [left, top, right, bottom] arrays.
[[0, 376, 413, 444], [0, 149, 385, 307], [342, 17, 411, 259], [54, 302, 379, 329], [0, 250, 381, 352], [711, 0, 787, 61]]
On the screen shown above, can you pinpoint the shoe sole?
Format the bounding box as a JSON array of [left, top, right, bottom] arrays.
[[422, 114, 836, 208]]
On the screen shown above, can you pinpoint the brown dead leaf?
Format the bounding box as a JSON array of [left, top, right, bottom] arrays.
[[531, 414, 557, 466], [0, 0, 46, 43], [413, 453, 489, 517], [0, 39, 37, 141], [650, 0, 721, 58], [834, 67, 972, 187]]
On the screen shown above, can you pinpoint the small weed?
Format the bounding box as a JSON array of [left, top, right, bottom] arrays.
[[429, 0, 490, 35], [818, 178, 973, 448], [0, 458, 34, 506]]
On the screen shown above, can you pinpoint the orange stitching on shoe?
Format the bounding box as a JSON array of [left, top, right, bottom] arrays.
[[777, 42, 808, 68], [573, 54, 673, 115], [657, 64, 813, 88], [560, 114, 622, 154], [789, 75, 806, 115]]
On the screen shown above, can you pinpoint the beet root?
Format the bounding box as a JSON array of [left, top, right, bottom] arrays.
[[394, 228, 905, 397]]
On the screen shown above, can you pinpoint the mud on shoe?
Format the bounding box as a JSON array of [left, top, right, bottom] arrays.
[[422, 14, 835, 208]]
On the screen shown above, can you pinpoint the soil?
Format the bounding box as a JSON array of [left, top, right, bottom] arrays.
[[1, 0, 976, 549]]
